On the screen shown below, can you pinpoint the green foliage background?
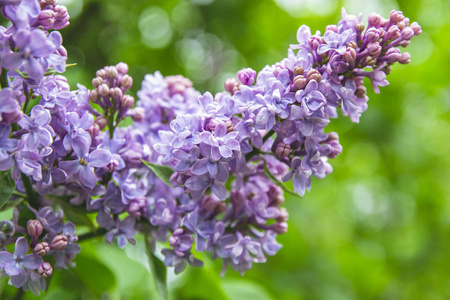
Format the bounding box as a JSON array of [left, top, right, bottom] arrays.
[[3, 0, 450, 299]]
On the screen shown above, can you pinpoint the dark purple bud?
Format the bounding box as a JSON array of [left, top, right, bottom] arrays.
[[116, 62, 129, 74], [224, 78, 240, 95], [307, 69, 321, 82], [87, 123, 100, 138], [325, 25, 338, 33], [38, 262, 53, 278], [122, 95, 134, 108], [92, 77, 103, 88], [110, 87, 123, 100], [343, 47, 357, 63], [410, 22, 422, 35], [120, 74, 133, 90], [98, 84, 110, 97], [355, 22, 365, 32], [34, 242, 50, 256], [293, 75, 307, 89], [309, 36, 322, 51], [275, 142, 291, 158], [51, 235, 68, 250], [27, 220, 43, 237], [277, 207, 289, 222], [355, 86, 367, 98], [90, 89, 99, 102], [293, 66, 304, 76], [401, 27, 414, 40], [399, 52, 411, 64]]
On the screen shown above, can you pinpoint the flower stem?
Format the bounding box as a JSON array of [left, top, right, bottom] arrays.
[[78, 228, 108, 242], [244, 129, 275, 161], [20, 172, 39, 210], [0, 69, 8, 88]]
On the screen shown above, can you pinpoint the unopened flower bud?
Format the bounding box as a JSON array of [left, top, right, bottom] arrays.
[[226, 120, 234, 133], [365, 56, 377, 66], [106, 66, 118, 79], [382, 65, 392, 75], [389, 10, 404, 23], [367, 43, 382, 57], [293, 66, 304, 76], [401, 27, 414, 40], [116, 62, 129, 74], [90, 89, 99, 102], [355, 86, 367, 98], [87, 123, 100, 138], [27, 220, 43, 237], [368, 13, 382, 27], [399, 40, 410, 47], [94, 116, 107, 130], [410, 22, 422, 35], [38, 262, 53, 278], [365, 28, 380, 42], [275, 143, 291, 158], [122, 95, 134, 108], [386, 25, 401, 40], [215, 202, 227, 214], [355, 22, 365, 32], [384, 47, 401, 63], [96, 69, 106, 78], [399, 52, 411, 64], [36, 9, 55, 28], [325, 25, 338, 33], [34, 242, 50, 256], [51, 234, 68, 250], [346, 41, 357, 49], [397, 21, 406, 30], [293, 75, 307, 89], [110, 87, 123, 100], [120, 74, 133, 90], [224, 78, 240, 95], [92, 77, 103, 88], [274, 222, 288, 234], [237, 68, 256, 86], [343, 47, 357, 63], [98, 84, 110, 97], [130, 107, 145, 122], [307, 69, 321, 82], [277, 208, 289, 223]]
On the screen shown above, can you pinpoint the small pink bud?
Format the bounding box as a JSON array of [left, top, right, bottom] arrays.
[[122, 95, 134, 108], [355, 22, 365, 32], [116, 62, 129, 74], [343, 47, 356, 63], [386, 25, 401, 40], [90, 89, 99, 102], [120, 74, 133, 90], [410, 22, 422, 35], [401, 27, 414, 40], [225, 120, 234, 133], [92, 77, 103, 88], [224, 78, 240, 95], [98, 84, 110, 97], [109, 87, 123, 100], [51, 235, 68, 250], [277, 208, 289, 223], [130, 107, 145, 122], [367, 43, 382, 57], [96, 69, 106, 78], [106, 66, 118, 79], [38, 262, 53, 278], [307, 69, 321, 82], [275, 143, 291, 158], [274, 222, 288, 234], [293, 66, 304, 76], [325, 25, 338, 33], [399, 52, 411, 64], [368, 13, 382, 27], [27, 220, 43, 237], [389, 10, 404, 23], [95, 116, 107, 130], [293, 75, 307, 89], [34, 242, 50, 256]]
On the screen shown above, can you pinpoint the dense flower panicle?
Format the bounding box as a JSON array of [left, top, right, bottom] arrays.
[[0, 2, 421, 294]]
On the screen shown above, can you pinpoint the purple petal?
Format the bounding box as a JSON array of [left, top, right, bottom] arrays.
[[88, 149, 111, 168], [0, 252, 14, 267], [219, 145, 232, 158], [214, 122, 227, 137], [14, 237, 28, 259], [207, 161, 218, 177], [79, 166, 97, 189], [211, 182, 227, 200], [1, 52, 24, 70], [25, 57, 44, 80], [185, 175, 210, 191], [215, 163, 229, 183], [192, 159, 208, 175], [59, 159, 81, 176], [10, 270, 27, 288], [5, 261, 21, 276], [21, 254, 43, 269]]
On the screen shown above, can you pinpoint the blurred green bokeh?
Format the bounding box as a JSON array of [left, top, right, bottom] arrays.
[[3, 0, 450, 299]]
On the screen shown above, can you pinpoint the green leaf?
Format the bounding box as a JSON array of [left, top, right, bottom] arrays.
[[0, 170, 16, 209], [141, 159, 174, 187], [73, 253, 116, 296], [145, 234, 168, 300]]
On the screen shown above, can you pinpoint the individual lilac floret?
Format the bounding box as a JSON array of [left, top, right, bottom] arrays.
[[0, 88, 21, 123], [317, 29, 354, 55], [59, 149, 111, 189], [199, 122, 240, 161], [0, 124, 18, 171], [62, 112, 93, 156], [1, 0, 40, 29], [282, 157, 312, 196], [17, 105, 54, 150], [2, 29, 61, 80], [104, 216, 137, 249], [36, 150, 66, 194], [0, 237, 43, 287]]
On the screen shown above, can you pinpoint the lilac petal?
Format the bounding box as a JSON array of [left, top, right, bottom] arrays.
[[281, 170, 293, 182], [0, 252, 14, 267], [10, 270, 27, 288], [117, 235, 127, 249], [211, 147, 222, 161], [31, 105, 51, 125], [14, 237, 28, 259], [37, 128, 52, 146], [218, 145, 232, 158], [301, 119, 313, 136], [21, 254, 43, 269], [192, 159, 208, 175], [51, 168, 66, 183], [88, 149, 111, 168], [79, 166, 97, 189], [292, 175, 306, 196], [5, 261, 21, 276], [214, 122, 227, 138], [1, 52, 23, 69], [185, 176, 210, 191], [63, 222, 76, 236], [79, 113, 94, 130], [211, 182, 227, 200], [216, 163, 229, 183], [59, 160, 81, 176], [207, 161, 218, 177], [25, 57, 44, 80]]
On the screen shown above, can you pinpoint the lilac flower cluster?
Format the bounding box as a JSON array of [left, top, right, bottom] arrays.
[[0, 1, 421, 295]]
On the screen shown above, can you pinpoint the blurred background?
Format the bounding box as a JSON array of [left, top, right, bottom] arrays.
[[4, 0, 450, 299]]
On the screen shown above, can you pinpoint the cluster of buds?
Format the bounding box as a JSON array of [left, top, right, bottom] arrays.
[[34, 0, 70, 30]]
